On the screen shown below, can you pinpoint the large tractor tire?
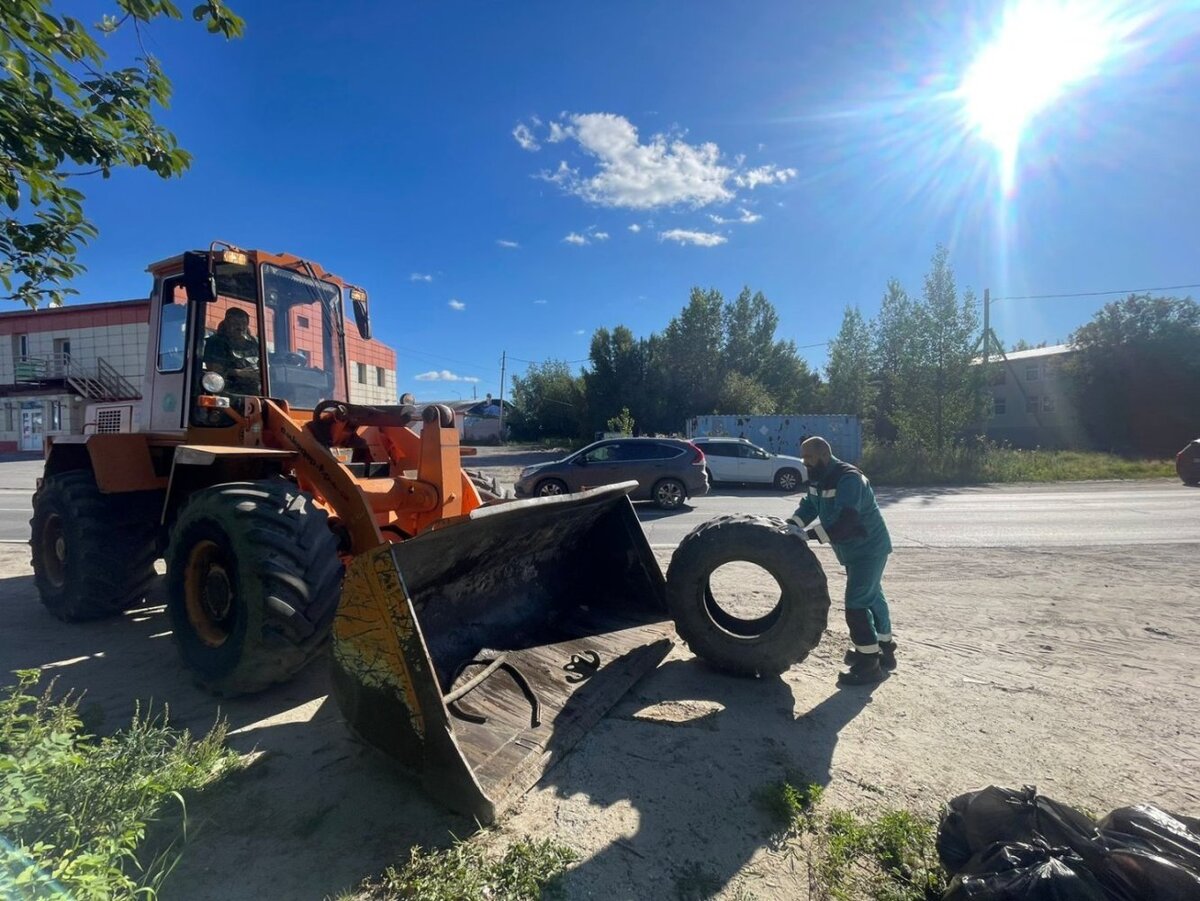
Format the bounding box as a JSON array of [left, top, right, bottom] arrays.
[[30, 470, 160, 621], [666, 514, 830, 677], [165, 479, 343, 696]]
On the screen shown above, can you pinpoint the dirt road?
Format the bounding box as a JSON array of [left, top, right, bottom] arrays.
[[2, 520, 1197, 899]]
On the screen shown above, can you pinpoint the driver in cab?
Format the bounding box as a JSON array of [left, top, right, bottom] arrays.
[[203, 307, 261, 395]]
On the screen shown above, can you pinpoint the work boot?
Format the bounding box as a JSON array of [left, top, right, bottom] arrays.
[[843, 641, 898, 671], [879, 640, 897, 671], [837, 651, 886, 687]]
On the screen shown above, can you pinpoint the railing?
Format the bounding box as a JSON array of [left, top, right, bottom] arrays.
[[12, 353, 140, 401]]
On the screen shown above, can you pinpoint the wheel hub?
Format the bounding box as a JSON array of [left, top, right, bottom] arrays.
[[40, 513, 67, 588], [185, 540, 234, 647]]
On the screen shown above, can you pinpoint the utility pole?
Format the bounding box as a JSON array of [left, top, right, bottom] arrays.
[[498, 351, 507, 440], [982, 288, 990, 369]]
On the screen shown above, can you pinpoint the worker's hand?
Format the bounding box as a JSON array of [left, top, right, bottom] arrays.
[[786, 515, 809, 539]]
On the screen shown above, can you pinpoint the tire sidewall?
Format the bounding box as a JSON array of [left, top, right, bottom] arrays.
[[654, 478, 686, 509], [30, 477, 80, 613], [166, 509, 260, 685]]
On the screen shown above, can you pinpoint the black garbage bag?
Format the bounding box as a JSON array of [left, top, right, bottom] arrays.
[[1097, 805, 1200, 873], [938, 786, 1101, 872], [942, 841, 1109, 900], [1095, 847, 1200, 901]]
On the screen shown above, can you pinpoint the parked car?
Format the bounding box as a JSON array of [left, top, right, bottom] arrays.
[[690, 436, 807, 491], [513, 437, 708, 509], [1177, 438, 1200, 485]]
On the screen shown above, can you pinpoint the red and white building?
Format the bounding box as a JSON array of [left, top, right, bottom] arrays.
[[0, 299, 397, 452]]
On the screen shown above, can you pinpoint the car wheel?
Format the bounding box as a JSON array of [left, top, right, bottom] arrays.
[[535, 478, 569, 497], [654, 478, 686, 510], [773, 468, 802, 491]]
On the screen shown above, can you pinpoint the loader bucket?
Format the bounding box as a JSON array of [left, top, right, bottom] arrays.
[[329, 482, 673, 823]]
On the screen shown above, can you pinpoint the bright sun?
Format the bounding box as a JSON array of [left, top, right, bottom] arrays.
[[960, 1, 1128, 191]]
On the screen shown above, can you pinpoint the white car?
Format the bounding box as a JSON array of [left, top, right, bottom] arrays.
[[691, 437, 807, 491]]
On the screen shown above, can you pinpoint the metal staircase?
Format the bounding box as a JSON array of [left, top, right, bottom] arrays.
[[12, 354, 140, 401]]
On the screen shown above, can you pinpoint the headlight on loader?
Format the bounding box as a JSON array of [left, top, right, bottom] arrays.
[[201, 371, 226, 393]]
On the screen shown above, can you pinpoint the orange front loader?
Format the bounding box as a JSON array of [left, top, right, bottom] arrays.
[[29, 244, 673, 821]]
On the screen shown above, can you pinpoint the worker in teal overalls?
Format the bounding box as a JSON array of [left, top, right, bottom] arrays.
[[788, 436, 896, 686]]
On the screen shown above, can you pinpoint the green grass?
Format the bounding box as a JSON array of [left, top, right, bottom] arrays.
[[862, 440, 1175, 486], [349, 835, 578, 901], [0, 669, 240, 901], [753, 774, 947, 901]]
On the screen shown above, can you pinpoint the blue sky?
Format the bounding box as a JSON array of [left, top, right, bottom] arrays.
[[57, 0, 1200, 401]]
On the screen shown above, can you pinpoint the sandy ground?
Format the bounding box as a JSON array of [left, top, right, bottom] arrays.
[[1, 459, 1198, 899]]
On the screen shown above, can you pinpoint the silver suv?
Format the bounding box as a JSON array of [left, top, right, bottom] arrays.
[[690, 437, 807, 491]]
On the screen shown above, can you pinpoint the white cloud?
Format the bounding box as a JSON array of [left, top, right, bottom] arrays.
[[533, 299, 548, 305], [574, 329, 586, 335], [593, 231, 610, 241], [513, 122, 540, 151], [659, 229, 727, 247], [410, 273, 433, 282], [415, 370, 481, 383], [448, 299, 466, 310], [563, 232, 589, 245], [628, 223, 642, 233], [496, 239, 520, 248], [532, 113, 795, 211], [733, 164, 797, 189], [709, 207, 763, 225]]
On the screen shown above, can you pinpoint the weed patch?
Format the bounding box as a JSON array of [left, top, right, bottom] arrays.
[[0, 669, 240, 900], [352, 835, 577, 901]]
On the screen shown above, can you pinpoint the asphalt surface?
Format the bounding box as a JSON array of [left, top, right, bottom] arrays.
[[1, 455, 1196, 548]]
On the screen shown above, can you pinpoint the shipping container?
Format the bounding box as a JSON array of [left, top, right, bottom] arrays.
[[685, 414, 862, 462]]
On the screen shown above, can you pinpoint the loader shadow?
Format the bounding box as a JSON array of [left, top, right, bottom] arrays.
[[539, 657, 878, 898], [0, 571, 474, 901]]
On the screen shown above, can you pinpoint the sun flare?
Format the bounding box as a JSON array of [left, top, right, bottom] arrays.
[[959, 1, 1130, 192]]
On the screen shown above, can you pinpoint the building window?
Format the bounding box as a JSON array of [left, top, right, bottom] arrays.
[[3, 403, 13, 432], [1026, 395, 1039, 414], [1025, 362, 1040, 381], [1042, 395, 1056, 412], [297, 316, 310, 329], [376, 366, 386, 387], [17, 334, 29, 358], [988, 367, 1006, 387], [993, 396, 1006, 415], [50, 401, 62, 431], [356, 362, 367, 384]]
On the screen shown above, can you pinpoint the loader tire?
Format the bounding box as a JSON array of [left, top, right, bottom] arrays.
[[30, 470, 160, 621], [165, 479, 343, 696], [666, 514, 829, 677]]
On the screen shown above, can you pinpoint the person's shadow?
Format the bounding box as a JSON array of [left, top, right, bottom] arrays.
[[537, 656, 879, 899]]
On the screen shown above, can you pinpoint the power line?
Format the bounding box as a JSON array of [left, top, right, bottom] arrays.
[[994, 282, 1200, 302]]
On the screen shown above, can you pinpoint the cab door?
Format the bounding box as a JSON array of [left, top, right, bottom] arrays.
[[146, 278, 191, 431]]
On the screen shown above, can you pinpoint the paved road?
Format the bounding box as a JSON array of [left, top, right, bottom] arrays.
[[1, 456, 1195, 548]]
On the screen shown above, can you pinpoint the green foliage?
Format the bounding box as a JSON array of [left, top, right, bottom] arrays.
[[605, 406, 635, 435], [861, 437, 1175, 485], [364, 836, 576, 901], [1065, 294, 1200, 456], [825, 305, 874, 418], [577, 285, 821, 435], [891, 246, 983, 452], [812, 807, 945, 901], [754, 771, 824, 836], [508, 359, 586, 440], [0, 669, 240, 900], [870, 278, 915, 442], [1, 0, 243, 307]]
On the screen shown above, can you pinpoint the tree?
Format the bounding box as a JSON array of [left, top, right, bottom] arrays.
[[659, 287, 726, 416], [1, 0, 244, 307], [870, 279, 915, 441], [1066, 294, 1200, 456], [715, 371, 773, 414], [891, 246, 982, 451], [507, 360, 586, 440], [825, 305, 874, 417]]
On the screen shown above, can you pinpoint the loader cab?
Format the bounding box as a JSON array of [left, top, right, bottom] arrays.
[[144, 247, 369, 431]]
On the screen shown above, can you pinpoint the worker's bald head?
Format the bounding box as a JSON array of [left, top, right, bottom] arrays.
[[800, 436, 832, 468]]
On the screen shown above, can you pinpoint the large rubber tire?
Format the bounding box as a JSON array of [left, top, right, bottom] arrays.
[[666, 514, 830, 677], [30, 470, 159, 621], [165, 480, 343, 695]]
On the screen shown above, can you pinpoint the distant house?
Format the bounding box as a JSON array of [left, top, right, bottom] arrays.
[[413, 395, 516, 444], [976, 344, 1085, 448]]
